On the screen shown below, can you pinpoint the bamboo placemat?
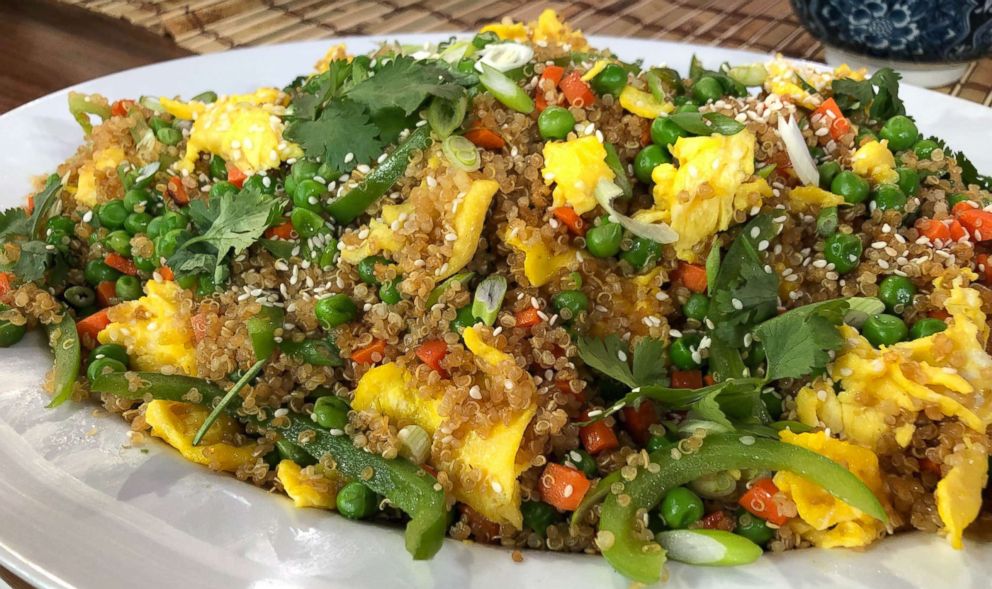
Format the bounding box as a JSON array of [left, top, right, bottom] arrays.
[[54, 0, 992, 104]]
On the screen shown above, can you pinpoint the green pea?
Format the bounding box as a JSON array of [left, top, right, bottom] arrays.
[[336, 482, 380, 520], [621, 237, 663, 271], [210, 181, 238, 199], [830, 171, 870, 204], [133, 255, 156, 273], [291, 159, 320, 182], [537, 106, 576, 140], [146, 216, 166, 239], [155, 229, 187, 260], [284, 175, 299, 198], [64, 285, 96, 309], [896, 167, 920, 196], [591, 63, 628, 96], [46, 215, 75, 235], [913, 139, 939, 161], [313, 396, 350, 430], [156, 127, 183, 146], [691, 76, 723, 104], [818, 161, 841, 189], [0, 305, 26, 348], [160, 211, 189, 233], [816, 206, 839, 237], [669, 332, 703, 370], [357, 255, 392, 286], [760, 389, 783, 420], [735, 512, 775, 546], [659, 487, 704, 529], [86, 357, 126, 382], [947, 193, 970, 209], [651, 117, 689, 149], [122, 188, 152, 213], [634, 144, 671, 184], [104, 230, 132, 256], [823, 232, 862, 274], [856, 127, 878, 145], [209, 155, 227, 179], [880, 115, 919, 151], [290, 207, 324, 238], [196, 274, 217, 297], [124, 212, 153, 236], [450, 305, 477, 332], [84, 260, 121, 286], [46, 228, 70, 252], [176, 273, 198, 290], [872, 184, 907, 212], [148, 116, 171, 133], [317, 236, 339, 269], [646, 434, 675, 453], [379, 277, 402, 304], [809, 146, 827, 161], [909, 318, 947, 340], [315, 294, 358, 329], [115, 275, 142, 301], [521, 500, 558, 537], [275, 439, 316, 466], [565, 448, 598, 478], [862, 313, 908, 347], [294, 179, 326, 211], [551, 290, 589, 320], [97, 200, 128, 229], [674, 102, 699, 113], [878, 275, 917, 313], [90, 343, 128, 366], [682, 293, 710, 321], [243, 173, 275, 194], [585, 220, 623, 258]]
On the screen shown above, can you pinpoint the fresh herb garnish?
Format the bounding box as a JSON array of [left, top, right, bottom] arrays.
[[830, 67, 905, 121], [668, 112, 745, 136], [192, 358, 267, 446], [0, 175, 67, 284], [575, 334, 668, 390]]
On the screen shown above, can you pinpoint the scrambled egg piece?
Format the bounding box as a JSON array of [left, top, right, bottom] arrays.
[[618, 86, 674, 119], [441, 179, 499, 279], [314, 43, 351, 73], [503, 224, 578, 287], [340, 202, 413, 264], [788, 185, 845, 211], [936, 440, 989, 548], [99, 280, 198, 375], [763, 55, 865, 109], [144, 400, 257, 472], [850, 140, 898, 185], [277, 460, 341, 509], [482, 9, 587, 49], [774, 430, 888, 548], [352, 362, 444, 433], [580, 60, 609, 82], [160, 88, 302, 174], [542, 136, 614, 215], [638, 130, 770, 261], [74, 146, 126, 207]]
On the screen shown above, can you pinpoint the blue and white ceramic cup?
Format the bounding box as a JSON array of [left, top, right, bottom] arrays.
[[791, 0, 992, 86]]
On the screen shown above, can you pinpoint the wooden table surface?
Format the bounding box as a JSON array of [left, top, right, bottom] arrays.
[[0, 3, 188, 586]]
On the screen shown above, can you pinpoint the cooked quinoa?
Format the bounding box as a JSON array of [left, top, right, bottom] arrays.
[[2, 9, 991, 584]]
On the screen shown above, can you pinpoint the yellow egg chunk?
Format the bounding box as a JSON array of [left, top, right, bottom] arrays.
[[144, 400, 257, 472], [618, 86, 674, 119], [479, 22, 528, 42], [581, 60, 609, 82], [936, 442, 989, 549], [788, 185, 845, 211], [850, 140, 898, 185], [441, 179, 500, 279], [314, 43, 351, 73], [762, 55, 865, 110], [276, 460, 341, 509], [98, 280, 198, 376], [482, 9, 586, 48], [160, 88, 302, 174], [503, 225, 578, 287], [339, 202, 413, 264], [774, 430, 888, 548], [351, 362, 444, 433], [463, 326, 512, 367], [638, 130, 768, 261], [74, 146, 126, 207], [542, 136, 614, 215]]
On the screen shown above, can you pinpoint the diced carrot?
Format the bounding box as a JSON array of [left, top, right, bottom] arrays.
[[919, 457, 942, 476], [167, 176, 189, 205], [95, 281, 117, 307], [552, 206, 586, 236], [676, 262, 708, 293], [226, 162, 248, 189], [697, 510, 735, 531], [955, 207, 992, 241], [579, 417, 619, 455], [977, 254, 992, 285], [190, 312, 209, 343], [738, 478, 790, 526], [621, 401, 657, 444], [416, 339, 449, 377], [952, 200, 976, 216], [535, 66, 565, 113], [459, 504, 502, 544], [264, 221, 295, 240], [421, 464, 438, 477], [671, 370, 704, 389], [76, 308, 111, 342], [541, 65, 565, 87], [104, 253, 137, 276], [703, 374, 715, 386], [641, 119, 652, 147], [559, 71, 594, 108], [948, 219, 967, 241], [555, 378, 585, 401], [25, 194, 35, 214], [464, 127, 505, 150], [539, 462, 591, 511], [514, 307, 543, 328], [158, 266, 175, 281], [110, 99, 134, 117], [916, 218, 951, 243], [813, 97, 850, 141], [928, 309, 951, 320], [351, 338, 387, 364], [0, 272, 12, 298]]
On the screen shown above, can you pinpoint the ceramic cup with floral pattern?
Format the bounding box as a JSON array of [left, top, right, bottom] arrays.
[[791, 0, 992, 86]]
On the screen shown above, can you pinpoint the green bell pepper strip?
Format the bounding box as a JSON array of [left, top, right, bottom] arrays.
[[90, 371, 449, 560], [585, 434, 888, 584], [325, 125, 433, 225], [246, 306, 285, 361], [602, 143, 633, 200], [45, 312, 81, 408], [68, 92, 111, 134]]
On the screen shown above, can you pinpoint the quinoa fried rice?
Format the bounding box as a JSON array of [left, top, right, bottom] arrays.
[[2, 9, 991, 583]]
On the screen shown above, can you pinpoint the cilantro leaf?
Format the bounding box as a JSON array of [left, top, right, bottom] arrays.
[[28, 175, 64, 239], [830, 67, 904, 121], [284, 100, 384, 172], [753, 299, 847, 381], [0, 208, 30, 241], [345, 57, 467, 116], [576, 334, 637, 389], [8, 241, 50, 283], [631, 337, 668, 387], [0, 175, 65, 285]]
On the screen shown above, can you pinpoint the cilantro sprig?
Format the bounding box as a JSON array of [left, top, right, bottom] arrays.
[[830, 67, 905, 122], [0, 175, 68, 285]]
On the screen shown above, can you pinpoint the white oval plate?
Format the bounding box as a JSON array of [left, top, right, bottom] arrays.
[[0, 34, 989, 589]]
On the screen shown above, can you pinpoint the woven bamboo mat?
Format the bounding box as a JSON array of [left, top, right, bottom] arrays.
[[59, 0, 992, 105]]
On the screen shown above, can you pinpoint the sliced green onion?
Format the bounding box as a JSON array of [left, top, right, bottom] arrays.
[[68, 92, 111, 134], [476, 42, 533, 72], [428, 95, 468, 139], [442, 135, 481, 172], [190, 90, 218, 103], [594, 179, 678, 244], [472, 274, 507, 326], [478, 63, 534, 114], [756, 163, 777, 179], [426, 271, 475, 307], [726, 63, 768, 87], [603, 143, 632, 200], [138, 95, 165, 113], [397, 424, 431, 464], [192, 358, 266, 446], [656, 530, 762, 566], [438, 39, 475, 64]]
